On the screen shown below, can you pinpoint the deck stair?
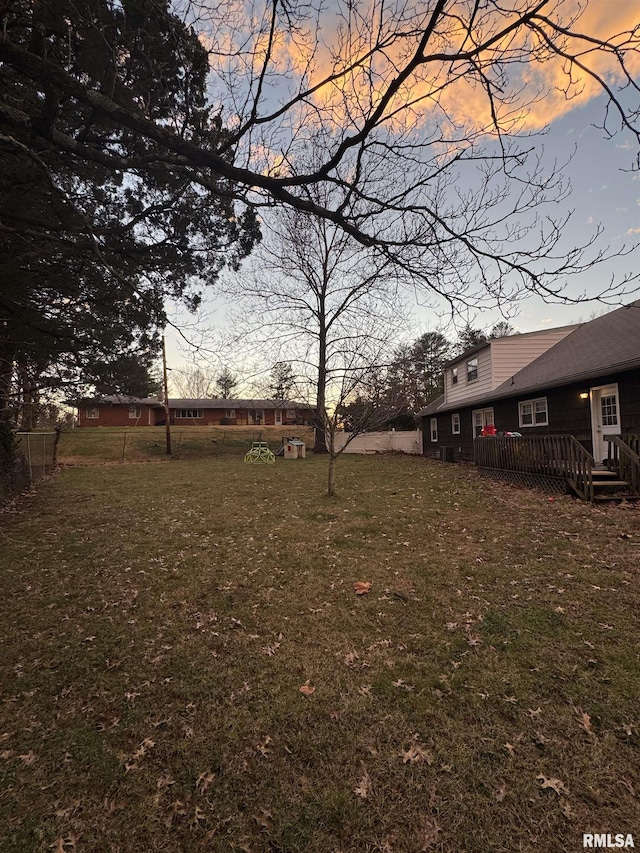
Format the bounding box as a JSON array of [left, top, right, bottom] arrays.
[[591, 467, 639, 502]]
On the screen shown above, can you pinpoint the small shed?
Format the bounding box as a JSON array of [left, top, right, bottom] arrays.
[[284, 438, 306, 459]]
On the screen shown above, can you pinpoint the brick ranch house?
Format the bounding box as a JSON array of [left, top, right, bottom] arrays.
[[75, 397, 315, 428], [419, 301, 640, 464]]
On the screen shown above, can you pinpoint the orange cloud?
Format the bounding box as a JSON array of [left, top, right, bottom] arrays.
[[200, 0, 640, 157]]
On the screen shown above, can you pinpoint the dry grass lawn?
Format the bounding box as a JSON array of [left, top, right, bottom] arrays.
[[0, 453, 639, 852]]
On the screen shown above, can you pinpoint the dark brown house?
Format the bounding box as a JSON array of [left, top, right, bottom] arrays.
[[419, 302, 640, 464], [75, 397, 314, 428]]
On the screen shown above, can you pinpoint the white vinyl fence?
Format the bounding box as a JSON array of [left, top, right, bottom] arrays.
[[331, 429, 423, 455]]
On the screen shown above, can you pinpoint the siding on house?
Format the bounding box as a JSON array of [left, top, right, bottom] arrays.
[[77, 399, 312, 428], [79, 404, 158, 428], [489, 326, 578, 388], [444, 344, 492, 405], [443, 327, 579, 408], [423, 369, 640, 461]]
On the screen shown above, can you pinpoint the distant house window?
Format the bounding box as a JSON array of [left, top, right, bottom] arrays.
[[176, 409, 203, 418], [451, 413, 461, 434], [519, 397, 548, 427], [86, 407, 99, 419], [129, 406, 141, 419], [473, 408, 494, 437], [249, 410, 264, 425], [286, 409, 297, 419], [225, 409, 236, 418], [430, 418, 438, 442], [467, 357, 478, 382], [451, 367, 458, 385]]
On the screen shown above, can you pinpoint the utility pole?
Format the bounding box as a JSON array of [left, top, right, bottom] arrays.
[[162, 335, 172, 456]]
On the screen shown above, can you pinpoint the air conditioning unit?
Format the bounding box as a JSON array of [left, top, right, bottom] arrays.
[[440, 446, 456, 463]]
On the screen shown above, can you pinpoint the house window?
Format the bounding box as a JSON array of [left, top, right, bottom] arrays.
[[85, 407, 99, 419], [451, 413, 461, 434], [176, 409, 203, 418], [430, 418, 438, 442], [518, 397, 548, 427], [249, 410, 264, 425], [286, 409, 297, 419], [600, 395, 618, 426], [225, 409, 236, 418], [467, 357, 478, 382], [129, 406, 141, 419], [451, 367, 458, 385], [473, 408, 494, 437]]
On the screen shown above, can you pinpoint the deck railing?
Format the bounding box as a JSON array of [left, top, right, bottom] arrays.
[[605, 435, 640, 496], [474, 435, 595, 500]]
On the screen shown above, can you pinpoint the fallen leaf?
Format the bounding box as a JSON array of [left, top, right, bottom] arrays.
[[103, 797, 125, 814], [620, 777, 636, 797], [536, 774, 567, 795], [19, 750, 37, 766], [196, 770, 216, 792], [165, 799, 188, 827], [576, 708, 593, 735], [399, 742, 433, 765], [354, 762, 371, 798], [421, 819, 442, 850], [495, 782, 507, 802], [253, 808, 273, 830], [560, 799, 574, 819], [256, 736, 272, 757], [354, 581, 372, 595], [299, 682, 316, 696]]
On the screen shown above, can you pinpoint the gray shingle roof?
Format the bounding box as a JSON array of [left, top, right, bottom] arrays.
[[168, 398, 311, 410], [77, 396, 312, 410], [418, 301, 640, 416]]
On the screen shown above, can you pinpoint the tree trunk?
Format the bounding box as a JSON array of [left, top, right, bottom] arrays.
[[327, 452, 337, 496], [313, 317, 328, 454], [0, 349, 15, 423]]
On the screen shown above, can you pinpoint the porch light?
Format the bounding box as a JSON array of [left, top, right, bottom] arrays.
[[579, 392, 589, 400]]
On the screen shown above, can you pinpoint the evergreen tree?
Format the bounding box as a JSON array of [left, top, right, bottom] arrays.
[[268, 363, 296, 401], [216, 369, 238, 399], [0, 0, 259, 420]]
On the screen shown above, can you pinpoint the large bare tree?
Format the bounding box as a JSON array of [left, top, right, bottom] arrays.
[[225, 190, 408, 492], [1, 0, 639, 319]]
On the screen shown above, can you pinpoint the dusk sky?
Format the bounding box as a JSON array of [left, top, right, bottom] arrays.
[[166, 1, 640, 384]]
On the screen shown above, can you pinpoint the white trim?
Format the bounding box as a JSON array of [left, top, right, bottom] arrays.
[[430, 417, 438, 442], [225, 408, 236, 418], [518, 396, 548, 428], [590, 383, 621, 463], [451, 412, 461, 434], [472, 408, 494, 437], [176, 409, 204, 418], [249, 409, 265, 425], [128, 406, 141, 419], [466, 357, 478, 382], [86, 407, 99, 419]]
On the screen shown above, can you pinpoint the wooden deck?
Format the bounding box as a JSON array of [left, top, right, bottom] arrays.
[[474, 434, 640, 502]]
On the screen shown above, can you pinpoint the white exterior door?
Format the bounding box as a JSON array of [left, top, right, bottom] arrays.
[[275, 410, 282, 426], [590, 384, 621, 463]]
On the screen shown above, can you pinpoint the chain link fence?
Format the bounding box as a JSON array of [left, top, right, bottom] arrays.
[[1, 431, 58, 502]]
